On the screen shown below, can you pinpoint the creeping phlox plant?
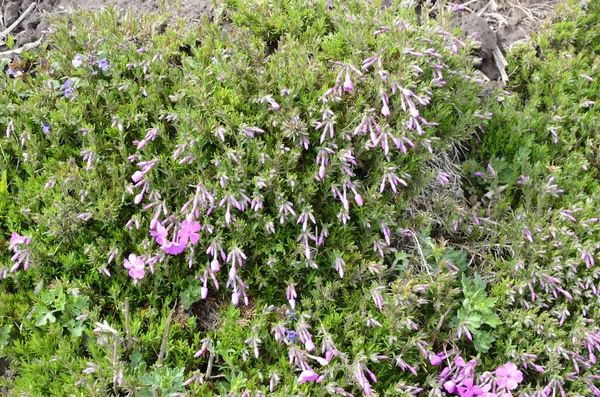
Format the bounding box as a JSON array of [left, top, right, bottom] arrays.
[[1, 0, 599, 395]]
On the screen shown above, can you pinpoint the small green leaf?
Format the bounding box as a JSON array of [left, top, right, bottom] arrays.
[[6, 35, 14, 50], [0, 324, 12, 349], [65, 320, 85, 337], [35, 308, 57, 326], [0, 170, 7, 196], [481, 312, 502, 328], [473, 331, 496, 353], [180, 277, 202, 310]]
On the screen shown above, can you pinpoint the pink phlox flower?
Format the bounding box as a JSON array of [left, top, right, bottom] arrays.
[[298, 369, 319, 384], [178, 216, 201, 245], [9, 232, 30, 251], [429, 353, 443, 366], [343, 71, 354, 92], [123, 254, 146, 281], [150, 223, 169, 245], [444, 380, 457, 393], [353, 364, 374, 395], [307, 350, 336, 366], [457, 378, 484, 397], [495, 362, 523, 390], [161, 239, 187, 255]]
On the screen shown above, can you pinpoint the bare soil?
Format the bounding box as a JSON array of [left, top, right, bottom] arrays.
[[0, 0, 558, 76], [1, 0, 213, 49], [448, 0, 558, 80]]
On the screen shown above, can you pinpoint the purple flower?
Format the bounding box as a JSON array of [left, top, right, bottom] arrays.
[[7, 68, 22, 78], [355, 194, 364, 206], [286, 283, 297, 309], [97, 58, 110, 71], [381, 103, 390, 117], [444, 380, 457, 393], [438, 172, 451, 185], [150, 223, 169, 245], [177, 217, 201, 245], [343, 72, 354, 92], [457, 378, 484, 397], [429, 353, 443, 366], [123, 254, 145, 281], [9, 232, 30, 250], [231, 291, 240, 306], [41, 122, 51, 136], [496, 362, 523, 390], [286, 330, 298, 343], [161, 240, 187, 255], [61, 78, 74, 98], [210, 258, 221, 272], [72, 55, 84, 68], [298, 369, 319, 384]]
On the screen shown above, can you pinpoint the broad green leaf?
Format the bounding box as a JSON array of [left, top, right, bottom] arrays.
[[35, 308, 57, 327]]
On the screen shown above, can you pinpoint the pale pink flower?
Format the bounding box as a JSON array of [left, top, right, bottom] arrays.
[[298, 369, 319, 384], [496, 362, 523, 390], [210, 258, 221, 272], [382, 103, 390, 117], [161, 240, 187, 255], [150, 223, 169, 245], [123, 254, 145, 281], [343, 72, 354, 92], [9, 232, 30, 251], [355, 194, 364, 206], [178, 217, 201, 245]]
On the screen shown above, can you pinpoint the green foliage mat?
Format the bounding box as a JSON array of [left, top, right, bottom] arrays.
[[0, 0, 599, 395]]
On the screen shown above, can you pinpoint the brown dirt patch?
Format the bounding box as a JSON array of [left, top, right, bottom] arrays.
[[447, 0, 558, 80], [1, 0, 213, 49]]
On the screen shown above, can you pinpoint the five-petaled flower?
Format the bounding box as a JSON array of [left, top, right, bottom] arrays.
[[98, 58, 110, 71], [178, 217, 201, 245], [123, 254, 146, 281], [72, 55, 84, 68], [495, 362, 523, 390]]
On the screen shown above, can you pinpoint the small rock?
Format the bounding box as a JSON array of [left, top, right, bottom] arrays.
[[450, 11, 497, 59], [480, 57, 501, 81], [20, 0, 35, 13], [38, 0, 55, 14], [3, 2, 20, 27], [15, 29, 37, 46], [450, 10, 500, 81], [497, 22, 528, 49]]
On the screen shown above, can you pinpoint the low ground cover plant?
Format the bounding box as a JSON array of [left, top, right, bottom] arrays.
[[0, 0, 599, 395]]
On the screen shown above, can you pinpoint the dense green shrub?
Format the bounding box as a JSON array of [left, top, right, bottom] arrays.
[[460, 1, 600, 395], [1, 0, 599, 395], [0, 1, 492, 394]]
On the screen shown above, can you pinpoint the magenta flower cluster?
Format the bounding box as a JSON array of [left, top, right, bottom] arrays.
[[440, 356, 525, 397], [7, 232, 31, 274]]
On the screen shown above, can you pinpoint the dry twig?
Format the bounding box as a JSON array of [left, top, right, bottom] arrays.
[[0, 3, 36, 43], [0, 37, 42, 58]]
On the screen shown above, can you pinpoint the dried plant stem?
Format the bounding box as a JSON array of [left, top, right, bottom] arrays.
[[493, 45, 509, 82], [157, 302, 176, 366], [112, 334, 120, 396], [430, 307, 454, 346], [124, 298, 132, 353], [0, 37, 42, 58], [206, 351, 215, 379], [408, 229, 432, 278]]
